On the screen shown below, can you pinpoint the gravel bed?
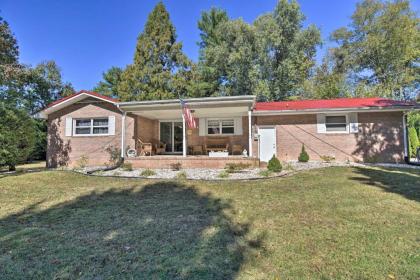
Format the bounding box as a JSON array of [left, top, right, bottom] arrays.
[[80, 160, 418, 180]]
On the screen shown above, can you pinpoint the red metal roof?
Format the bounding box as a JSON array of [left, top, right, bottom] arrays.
[[255, 97, 415, 111], [47, 90, 117, 108]]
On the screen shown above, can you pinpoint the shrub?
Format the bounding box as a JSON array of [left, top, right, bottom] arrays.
[[140, 169, 156, 177], [176, 171, 187, 180], [320, 155, 335, 163], [267, 155, 282, 172], [105, 145, 121, 166], [258, 169, 272, 177], [298, 144, 309, 162], [170, 162, 182, 171], [225, 162, 251, 173], [122, 162, 133, 171], [408, 127, 419, 158], [217, 170, 230, 178], [76, 155, 89, 169]]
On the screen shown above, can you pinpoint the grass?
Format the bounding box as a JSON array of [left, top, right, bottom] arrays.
[[0, 161, 46, 173], [0, 166, 419, 279]]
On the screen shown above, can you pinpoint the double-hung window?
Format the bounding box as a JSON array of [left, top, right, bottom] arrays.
[[325, 115, 347, 132], [74, 118, 109, 136], [207, 119, 235, 135]]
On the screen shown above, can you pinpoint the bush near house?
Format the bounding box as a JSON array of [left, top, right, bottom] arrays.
[[408, 127, 419, 158], [267, 155, 282, 172], [298, 144, 309, 162]]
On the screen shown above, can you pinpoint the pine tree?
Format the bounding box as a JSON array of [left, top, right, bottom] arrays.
[[118, 2, 191, 101]]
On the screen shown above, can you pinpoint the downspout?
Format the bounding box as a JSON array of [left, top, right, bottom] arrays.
[[248, 110, 252, 157], [403, 112, 408, 163]]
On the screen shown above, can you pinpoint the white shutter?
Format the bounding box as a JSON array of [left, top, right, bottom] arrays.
[[316, 114, 326, 134], [349, 112, 359, 133], [65, 117, 72, 136], [199, 118, 206, 136], [234, 117, 243, 135], [108, 116, 115, 135]]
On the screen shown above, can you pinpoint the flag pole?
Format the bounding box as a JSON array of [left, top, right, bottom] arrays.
[[179, 93, 187, 157]]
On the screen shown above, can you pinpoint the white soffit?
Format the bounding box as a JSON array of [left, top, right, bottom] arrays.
[[131, 106, 249, 120]]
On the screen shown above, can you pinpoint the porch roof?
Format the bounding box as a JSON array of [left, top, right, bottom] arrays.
[[118, 95, 256, 119]]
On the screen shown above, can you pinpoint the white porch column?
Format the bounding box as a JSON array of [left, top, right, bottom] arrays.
[[182, 114, 187, 157], [120, 112, 126, 158], [248, 110, 252, 157]]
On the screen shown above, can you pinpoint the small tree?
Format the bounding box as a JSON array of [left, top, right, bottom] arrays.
[[267, 155, 282, 172], [0, 104, 36, 171], [408, 127, 419, 158], [298, 144, 309, 162]]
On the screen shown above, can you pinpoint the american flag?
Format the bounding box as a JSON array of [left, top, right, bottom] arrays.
[[180, 99, 197, 128]]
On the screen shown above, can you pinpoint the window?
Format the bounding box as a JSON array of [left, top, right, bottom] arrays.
[[74, 118, 109, 135], [207, 119, 235, 135], [325, 115, 347, 132]]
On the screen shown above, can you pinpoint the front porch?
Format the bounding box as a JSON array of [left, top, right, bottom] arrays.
[[119, 96, 257, 168], [126, 155, 259, 169]]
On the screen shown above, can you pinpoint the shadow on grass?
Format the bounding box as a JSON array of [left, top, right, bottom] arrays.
[[0, 181, 262, 279], [350, 167, 420, 202], [0, 168, 47, 179]]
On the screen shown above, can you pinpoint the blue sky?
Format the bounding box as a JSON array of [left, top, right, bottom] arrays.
[[2, 0, 419, 90]]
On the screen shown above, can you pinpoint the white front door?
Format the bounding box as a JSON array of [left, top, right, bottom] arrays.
[[258, 127, 276, 162]]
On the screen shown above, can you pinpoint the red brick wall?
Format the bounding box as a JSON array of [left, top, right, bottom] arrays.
[[47, 99, 135, 167], [253, 111, 404, 163]]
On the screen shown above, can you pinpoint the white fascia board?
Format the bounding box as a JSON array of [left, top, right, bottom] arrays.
[[39, 93, 116, 119], [252, 106, 417, 116], [117, 95, 256, 107]]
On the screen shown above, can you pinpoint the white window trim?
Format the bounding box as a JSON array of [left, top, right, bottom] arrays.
[[324, 114, 349, 134], [72, 117, 110, 137], [206, 118, 235, 136]]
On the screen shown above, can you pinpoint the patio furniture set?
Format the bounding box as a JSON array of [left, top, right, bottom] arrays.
[[136, 137, 244, 156]]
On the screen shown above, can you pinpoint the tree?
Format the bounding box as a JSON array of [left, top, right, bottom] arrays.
[[253, 0, 321, 100], [0, 16, 18, 65], [93, 67, 123, 97], [199, 19, 259, 97], [0, 16, 73, 163], [303, 53, 350, 100], [197, 0, 321, 100], [117, 2, 192, 101], [330, 0, 420, 99], [198, 7, 229, 49], [0, 103, 35, 171], [26, 61, 74, 115]]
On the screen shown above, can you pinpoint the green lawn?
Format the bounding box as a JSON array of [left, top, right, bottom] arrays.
[[0, 166, 419, 279]]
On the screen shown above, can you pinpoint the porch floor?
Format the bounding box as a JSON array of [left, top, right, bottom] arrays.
[[126, 155, 259, 169]]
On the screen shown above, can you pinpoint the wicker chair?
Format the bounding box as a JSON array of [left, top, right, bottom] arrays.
[[231, 144, 243, 155], [137, 138, 153, 156], [155, 142, 167, 155], [191, 145, 204, 155]]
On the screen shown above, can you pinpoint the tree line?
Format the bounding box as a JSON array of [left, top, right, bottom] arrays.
[[94, 0, 419, 102]]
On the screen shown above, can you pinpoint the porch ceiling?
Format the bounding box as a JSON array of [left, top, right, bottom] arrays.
[[130, 106, 249, 119]]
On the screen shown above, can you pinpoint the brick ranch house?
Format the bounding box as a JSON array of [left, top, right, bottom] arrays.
[[38, 90, 419, 168]]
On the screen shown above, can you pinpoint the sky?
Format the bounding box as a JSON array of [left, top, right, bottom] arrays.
[[2, 0, 419, 90]]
